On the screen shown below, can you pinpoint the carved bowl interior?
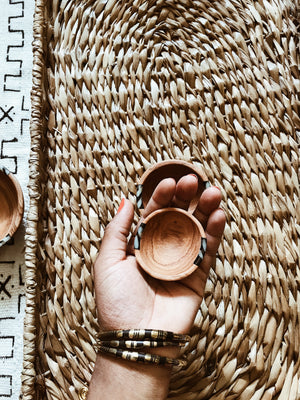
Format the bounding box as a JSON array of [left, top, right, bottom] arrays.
[[136, 207, 205, 281]]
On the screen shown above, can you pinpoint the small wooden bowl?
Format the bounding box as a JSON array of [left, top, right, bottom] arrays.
[[135, 208, 206, 281], [0, 166, 24, 247], [137, 160, 209, 213]]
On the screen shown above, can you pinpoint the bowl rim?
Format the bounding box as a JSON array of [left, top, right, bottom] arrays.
[[0, 165, 24, 247]]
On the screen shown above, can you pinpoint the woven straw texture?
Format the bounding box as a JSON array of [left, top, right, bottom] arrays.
[[21, 0, 299, 399]]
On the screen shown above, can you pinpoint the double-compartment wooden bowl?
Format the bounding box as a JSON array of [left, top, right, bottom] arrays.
[[135, 160, 209, 281], [0, 166, 24, 247]]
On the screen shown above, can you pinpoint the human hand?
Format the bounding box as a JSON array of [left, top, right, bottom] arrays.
[[93, 174, 226, 335]]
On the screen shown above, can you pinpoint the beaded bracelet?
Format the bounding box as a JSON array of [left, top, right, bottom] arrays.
[[97, 329, 190, 342], [95, 329, 190, 367]]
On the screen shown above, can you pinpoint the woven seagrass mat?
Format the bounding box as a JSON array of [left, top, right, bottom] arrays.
[[21, 0, 299, 399]]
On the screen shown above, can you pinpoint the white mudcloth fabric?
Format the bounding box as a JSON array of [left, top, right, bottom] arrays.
[[0, 1, 34, 398]]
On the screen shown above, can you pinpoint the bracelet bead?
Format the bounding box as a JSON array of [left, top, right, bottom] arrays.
[[78, 387, 88, 400]]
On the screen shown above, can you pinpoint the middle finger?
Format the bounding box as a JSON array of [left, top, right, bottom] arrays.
[[172, 174, 199, 210]]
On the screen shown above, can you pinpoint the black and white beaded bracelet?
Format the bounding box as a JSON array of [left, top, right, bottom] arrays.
[[95, 329, 190, 367]]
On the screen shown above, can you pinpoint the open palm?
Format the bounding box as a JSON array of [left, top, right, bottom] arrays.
[[94, 175, 226, 335]]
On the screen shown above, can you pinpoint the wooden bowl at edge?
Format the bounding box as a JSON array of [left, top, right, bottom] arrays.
[[0, 167, 24, 246]]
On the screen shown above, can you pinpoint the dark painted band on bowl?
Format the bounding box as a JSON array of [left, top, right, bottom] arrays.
[[136, 184, 143, 209], [134, 223, 146, 250], [194, 237, 207, 266], [0, 234, 12, 248], [204, 181, 211, 190]]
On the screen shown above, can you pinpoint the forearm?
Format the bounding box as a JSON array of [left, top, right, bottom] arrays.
[[87, 351, 175, 400]]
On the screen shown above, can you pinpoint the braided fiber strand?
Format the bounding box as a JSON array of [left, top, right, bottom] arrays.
[[21, 0, 299, 399]]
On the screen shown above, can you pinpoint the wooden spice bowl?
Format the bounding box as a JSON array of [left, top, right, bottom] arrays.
[[135, 208, 207, 281], [137, 159, 209, 213], [0, 166, 24, 247]]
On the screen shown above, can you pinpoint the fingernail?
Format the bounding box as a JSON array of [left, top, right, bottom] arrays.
[[189, 174, 198, 179], [213, 186, 221, 191], [117, 198, 125, 214]]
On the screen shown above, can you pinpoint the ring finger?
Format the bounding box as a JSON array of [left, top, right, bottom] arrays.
[[193, 186, 223, 229]]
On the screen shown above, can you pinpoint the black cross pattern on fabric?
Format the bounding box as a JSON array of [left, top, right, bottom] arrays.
[[0, 275, 12, 300], [0, 106, 14, 123]]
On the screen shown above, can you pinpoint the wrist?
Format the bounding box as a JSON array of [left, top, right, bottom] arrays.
[[87, 352, 173, 400]]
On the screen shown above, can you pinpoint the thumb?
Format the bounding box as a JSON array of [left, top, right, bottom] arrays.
[[98, 198, 134, 265]]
